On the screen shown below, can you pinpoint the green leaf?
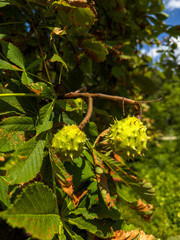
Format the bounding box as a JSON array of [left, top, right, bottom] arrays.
[[53, 0, 76, 8], [70, 208, 98, 220], [69, 7, 96, 27], [29, 82, 53, 99], [26, 58, 43, 71], [49, 150, 67, 183], [111, 66, 123, 79], [21, 72, 33, 86], [36, 102, 54, 135], [5, 137, 46, 184], [0, 86, 25, 115], [133, 75, 156, 93], [61, 112, 76, 125], [85, 122, 99, 137], [0, 1, 10, 7], [78, 52, 92, 74], [154, 12, 169, 21], [0, 129, 24, 152], [96, 151, 155, 203], [67, 216, 124, 238], [0, 41, 25, 69], [167, 25, 180, 37], [1, 182, 60, 240], [0, 59, 22, 71], [64, 224, 84, 240], [0, 116, 35, 131], [80, 38, 108, 62], [50, 54, 68, 71], [59, 221, 67, 240], [0, 176, 10, 207], [55, 100, 78, 112]]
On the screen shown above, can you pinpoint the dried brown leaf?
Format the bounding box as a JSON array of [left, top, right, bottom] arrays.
[[138, 230, 154, 240], [110, 229, 139, 240], [110, 229, 154, 240], [136, 199, 153, 213]]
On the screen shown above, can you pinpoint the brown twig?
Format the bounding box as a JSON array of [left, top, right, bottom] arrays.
[[62, 91, 162, 127], [75, 87, 87, 93], [79, 97, 93, 130], [31, 21, 51, 82], [137, 97, 163, 103], [122, 97, 125, 116], [63, 92, 141, 117]]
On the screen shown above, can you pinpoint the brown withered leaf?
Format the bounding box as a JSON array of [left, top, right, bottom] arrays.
[[138, 230, 154, 240], [28, 86, 42, 95], [67, 0, 87, 7], [57, 175, 89, 207], [114, 154, 123, 163], [51, 26, 67, 38], [58, 175, 74, 196], [93, 150, 116, 208], [109, 229, 154, 240], [130, 199, 153, 221], [67, 0, 97, 16], [0, 156, 5, 161], [135, 199, 153, 213], [110, 229, 139, 240]]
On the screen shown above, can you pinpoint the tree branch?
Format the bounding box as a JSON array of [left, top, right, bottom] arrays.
[[79, 97, 93, 130]]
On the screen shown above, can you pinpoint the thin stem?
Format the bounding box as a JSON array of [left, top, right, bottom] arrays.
[[0, 93, 40, 98], [52, 41, 64, 84], [59, 65, 63, 84], [31, 21, 51, 83], [0, 22, 24, 26], [79, 97, 93, 130], [137, 97, 163, 103], [27, 71, 53, 86]]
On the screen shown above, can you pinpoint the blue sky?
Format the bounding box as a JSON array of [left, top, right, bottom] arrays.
[[142, 0, 180, 61], [164, 0, 180, 25]]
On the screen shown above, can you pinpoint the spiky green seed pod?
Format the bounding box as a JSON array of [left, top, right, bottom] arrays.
[[106, 116, 149, 160], [52, 125, 87, 161]]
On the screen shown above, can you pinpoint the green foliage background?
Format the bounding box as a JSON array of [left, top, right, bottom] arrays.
[[0, 0, 179, 239]]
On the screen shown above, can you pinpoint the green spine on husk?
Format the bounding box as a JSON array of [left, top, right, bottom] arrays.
[[105, 116, 149, 160], [52, 125, 87, 161]]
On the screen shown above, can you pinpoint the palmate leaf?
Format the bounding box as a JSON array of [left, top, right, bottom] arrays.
[[0, 182, 61, 240], [0, 116, 35, 131], [5, 137, 46, 184]]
